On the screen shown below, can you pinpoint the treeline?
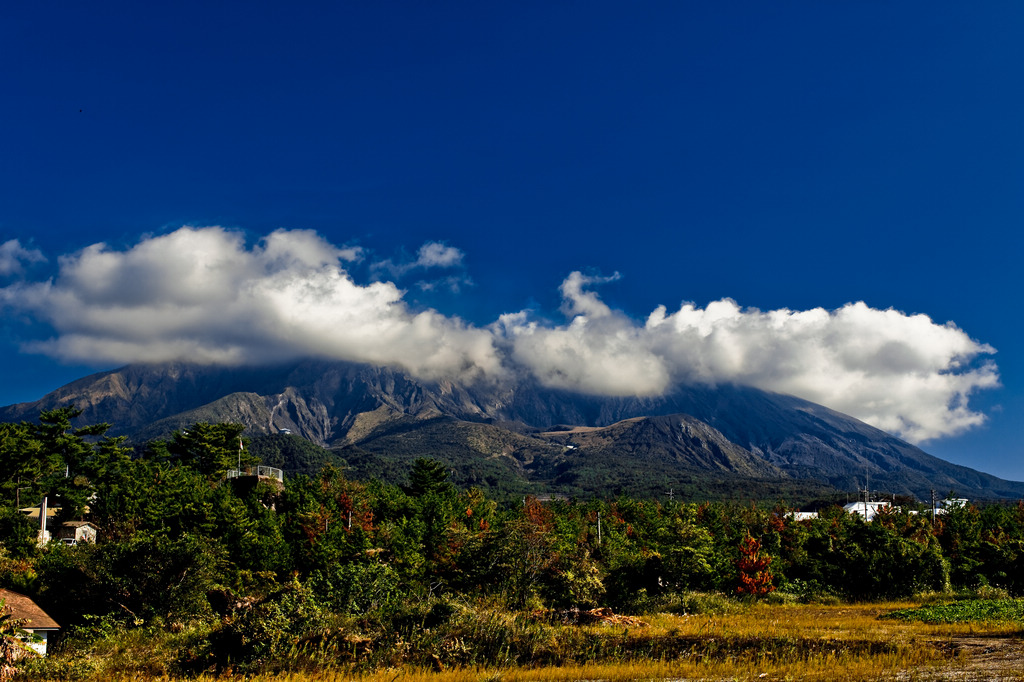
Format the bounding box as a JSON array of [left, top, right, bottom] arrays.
[[2, 409, 1024, 674]]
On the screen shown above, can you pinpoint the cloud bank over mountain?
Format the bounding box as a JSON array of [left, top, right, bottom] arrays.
[[0, 227, 998, 443]]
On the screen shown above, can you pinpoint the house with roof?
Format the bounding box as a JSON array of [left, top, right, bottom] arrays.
[[0, 589, 59, 656], [56, 521, 99, 545], [20, 499, 100, 546]]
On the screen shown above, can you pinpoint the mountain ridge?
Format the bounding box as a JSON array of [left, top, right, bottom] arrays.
[[2, 359, 1020, 501]]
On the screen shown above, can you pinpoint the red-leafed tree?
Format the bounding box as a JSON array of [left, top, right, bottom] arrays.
[[736, 533, 775, 597]]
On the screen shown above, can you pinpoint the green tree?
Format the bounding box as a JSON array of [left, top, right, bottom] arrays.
[[156, 423, 254, 480], [0, 422, 43, 510], [497, 497, 557, 608], [0, 408, 111, 523], [937, 500, 983, 587], [970, 502, 1024, 593], [405, 457, 455, 498], [88, 457, 217, 540], [211, 482, 291, 577], [658, 504, 717, 592], [0, 509, 37, 560]]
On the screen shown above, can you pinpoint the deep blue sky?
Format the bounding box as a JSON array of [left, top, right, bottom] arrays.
[[3, 2, 1024, 481]]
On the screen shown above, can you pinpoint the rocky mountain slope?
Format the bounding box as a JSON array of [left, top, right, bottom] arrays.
[[2, 360, 1020, 501]]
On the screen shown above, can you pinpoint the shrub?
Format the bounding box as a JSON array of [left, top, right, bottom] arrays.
[[182, 578, 324, 674]]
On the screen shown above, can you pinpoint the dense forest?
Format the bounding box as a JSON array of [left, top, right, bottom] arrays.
[[2, 408, 1024, 678]]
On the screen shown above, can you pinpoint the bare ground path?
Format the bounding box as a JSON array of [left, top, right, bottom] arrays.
[[917, 634, 1024, 681]]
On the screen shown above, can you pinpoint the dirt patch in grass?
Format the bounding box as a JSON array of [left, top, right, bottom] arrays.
[[922, 635, 1024, 681]]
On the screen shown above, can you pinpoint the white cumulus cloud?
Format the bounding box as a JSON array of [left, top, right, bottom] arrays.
[[372, 240, 471, 293], [0, 239, 46, 276], [414, 242, 464, 269], [373, 241, 465, 276], [0, 227, 503, 382], [499, 277, 998, 442], [0, 228, 999, 443]]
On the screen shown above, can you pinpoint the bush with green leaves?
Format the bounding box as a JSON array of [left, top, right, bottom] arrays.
[[34, 532, 224, 627], [184, 578, 325, 674]]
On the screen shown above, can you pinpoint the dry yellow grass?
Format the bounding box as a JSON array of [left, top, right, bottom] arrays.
[[54, 602, 1024, 682]]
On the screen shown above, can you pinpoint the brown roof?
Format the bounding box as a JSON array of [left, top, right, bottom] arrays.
[[0, 589, 59, 630]]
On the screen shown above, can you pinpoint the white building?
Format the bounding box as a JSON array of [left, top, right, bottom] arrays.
[[843, 500, 891, 521]]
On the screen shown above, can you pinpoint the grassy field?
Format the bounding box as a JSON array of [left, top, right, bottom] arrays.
[[18, 598, 1024, 681]]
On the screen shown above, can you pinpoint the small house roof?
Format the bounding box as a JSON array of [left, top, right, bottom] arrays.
[[0, 589, 59, 631], [60, 521, 99, 529]]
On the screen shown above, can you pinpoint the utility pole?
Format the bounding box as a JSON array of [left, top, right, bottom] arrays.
[[597, 511, 602, 546], [931, 489, 937, 527], [39, 495, 48, 545]]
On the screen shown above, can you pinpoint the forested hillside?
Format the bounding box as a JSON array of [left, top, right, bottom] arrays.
[[2, 409, 1024, 678]]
